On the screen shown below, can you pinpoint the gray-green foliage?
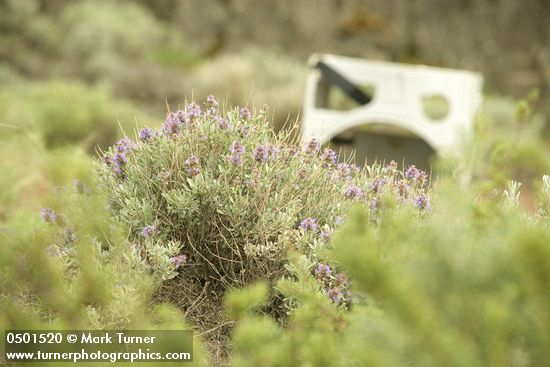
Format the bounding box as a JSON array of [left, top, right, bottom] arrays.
[[99, 98, 428, 290], [97, 98, 429, 361]]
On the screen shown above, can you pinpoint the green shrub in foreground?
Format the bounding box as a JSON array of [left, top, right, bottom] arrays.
[[0, 189, 210, 366], [228, 178, 550, 366]]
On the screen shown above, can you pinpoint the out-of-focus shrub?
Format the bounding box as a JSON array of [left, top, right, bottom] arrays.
[[0, 133, 95, 224], [60, 0, 163, 79], [0, 0, 61, 77], [59, 0, 197, 106], [470, 91, 548, 203], [190, 48, 307, 131], [0, 81, 154, 151]]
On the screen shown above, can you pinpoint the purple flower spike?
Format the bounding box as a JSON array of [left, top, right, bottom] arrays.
[[239, 107, 252, 121], [321, 148, 337, 167], [185, 155, 201, 177], [206, 95, 218, 108], [187, 102, 201, 119], [268, 144, 281, 160], [284, 145, 299, 162], [304, 138, 321, 157], [113, 152, 127, 165], [315, 263, 331, 280], [102, 154, 112, 167], [217, 117, 230, 130], [329, 287, 343, 303], [116, 136, 134, 153], [398, 179, 409, 199], [230, 141, 245, 166], [41, 208, 58, 224], [300, 217, 318, 232], [253, 144, 269, 162], [344, 185, 364, 200], [170, 254, 187, 269], [414, 194, 430, 210], [405, 165, 426, 181], [141, 225, 155, 238], [139, 127, 154, 143], [113, 165, 125, 178], [163, 110, 186, 136], [369, 178, 385, 193]]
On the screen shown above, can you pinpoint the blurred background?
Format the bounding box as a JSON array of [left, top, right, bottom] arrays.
[[1, 0, 549, 221]]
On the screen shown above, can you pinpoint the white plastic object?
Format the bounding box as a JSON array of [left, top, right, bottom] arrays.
[[301, 54, 483, 155]]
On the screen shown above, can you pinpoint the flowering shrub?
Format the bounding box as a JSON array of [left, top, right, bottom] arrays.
[[97, 96, 430, 357]]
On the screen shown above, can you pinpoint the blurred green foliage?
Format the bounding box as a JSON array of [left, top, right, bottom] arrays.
[[0, 81, 153, 151], [228, 177, 550, 366], [0, 182, 211, 366]]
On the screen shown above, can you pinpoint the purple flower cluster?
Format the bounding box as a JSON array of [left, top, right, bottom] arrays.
[[230, 141, 246, 166], [170, 254, 187, 269], [206, 95, 218, 108], [369, 178, 385, 193], [397, 179, 410, 199], [300, 217, 318, 232], [139, 127, 154, 143], [141, 225, 155, 238], [41, 208, 58, 224], [163, 110, 187, 136], [283, 145, 299, 162], [304, 138, 321, 157], [239, 107, 252, 121], [328, 273, 351, 305], [185, 155, 201, 177], [405, 165, 427, 182], [268, 144, 281, 160], [103, 136, 135, 178], [336, 163, 359, 180], [239, 125, 250, 137], [102, 154, 112, 166], [414, 194, 430, 210], [344, 185, 364, 200], [117, 136, 135, 152], [216, 116, 230, 130], [315, 263, 331, 280], [187, 102, 201, 120], [321, 148, 337, 167], [253, 144, 269, 162]]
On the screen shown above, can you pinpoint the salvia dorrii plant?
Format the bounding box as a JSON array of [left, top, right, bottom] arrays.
[[96, 95, 430, 358]]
